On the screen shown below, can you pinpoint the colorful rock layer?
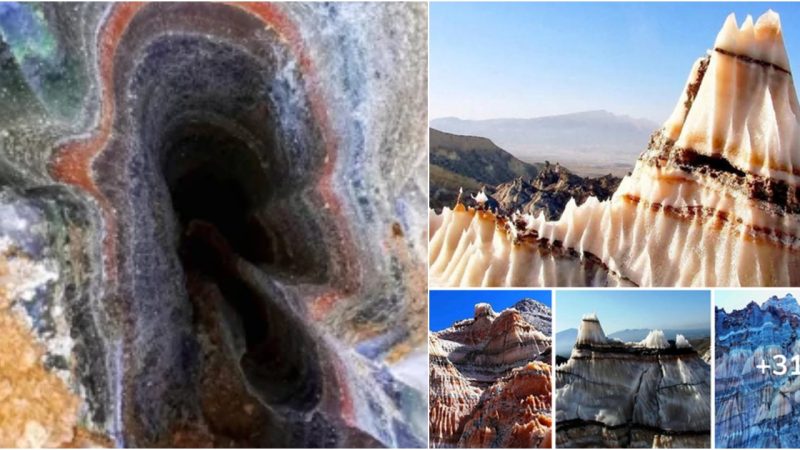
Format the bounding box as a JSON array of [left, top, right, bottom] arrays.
[[716, 293, 800, 448], [0, 2, 427, 447], [429, 300, 552, 448], [429, 10, 800, 287], [556, 314, 711, 448]]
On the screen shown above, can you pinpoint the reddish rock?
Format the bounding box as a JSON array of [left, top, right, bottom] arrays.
[[430, 300, 552, 448]]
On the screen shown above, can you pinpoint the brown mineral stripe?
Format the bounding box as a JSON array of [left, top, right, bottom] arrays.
[[620, 194, 799, 248], [714, 47, 791, 74], [640, 133, 800, 214]]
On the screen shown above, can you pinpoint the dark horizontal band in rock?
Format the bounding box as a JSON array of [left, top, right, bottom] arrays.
[[641, 135, 800, 216], [557, 418, 711, 436], [714, 47, 791, 74]]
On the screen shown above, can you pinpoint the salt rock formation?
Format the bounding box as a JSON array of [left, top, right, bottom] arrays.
[[556, 314, 711, 448], [0, 2, 427, 447], [429, 299, 552, 448], [429, 10, 800, 287], [716, 293, 800, 448]]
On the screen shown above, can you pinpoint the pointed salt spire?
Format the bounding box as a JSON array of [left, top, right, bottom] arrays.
[[676, 334, 692, 348], [714, 13, 739, 50], [639, 329, 669, 349], [736, 15, 755, 57], [755, 10, 790, 70], [473, 188, 488, 205], [577, 312, 607, 345]]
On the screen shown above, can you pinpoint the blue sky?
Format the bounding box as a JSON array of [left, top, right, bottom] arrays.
[[430, 289, 551, 331], [556, 290, 710, 333], [715, 289, 800, 312], [430, 2, 800, 123]]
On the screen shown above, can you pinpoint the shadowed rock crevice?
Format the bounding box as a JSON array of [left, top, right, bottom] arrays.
[[90, 5, 339, 444]]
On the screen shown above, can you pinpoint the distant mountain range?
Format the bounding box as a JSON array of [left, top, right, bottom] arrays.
[[430, 128, 620, 218], [555, 326, 711, 357], [431, 110, 658, 176]]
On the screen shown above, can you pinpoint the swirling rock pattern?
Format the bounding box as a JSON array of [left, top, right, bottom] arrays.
[[556, 314, 711, 448], [715, 294, 800, 448], [0, 2, 427, 447], [429, 299, 552, 448], [429, 10, 800, 287]]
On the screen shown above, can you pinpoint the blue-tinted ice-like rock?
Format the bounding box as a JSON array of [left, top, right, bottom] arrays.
[[716, 293, 800, 448]]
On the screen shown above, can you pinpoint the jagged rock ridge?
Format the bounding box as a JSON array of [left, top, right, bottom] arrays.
[[716, 293, 800, 448], [491, 163, 620, 220], [429, 300, 552, 448], [556, 314, 711, 448]]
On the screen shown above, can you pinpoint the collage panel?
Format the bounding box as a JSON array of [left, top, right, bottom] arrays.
[[555, 290, 711, 448], [428, 2, 800, 288], [715, 289, 800, 449], [429, 290, 553, 448], [0, 2, 427, 448]]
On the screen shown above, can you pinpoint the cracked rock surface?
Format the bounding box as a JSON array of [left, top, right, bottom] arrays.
[[556, 314, 710, 448]]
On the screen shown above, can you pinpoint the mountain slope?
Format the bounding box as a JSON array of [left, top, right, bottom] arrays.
[[429, 128, 542, 186]]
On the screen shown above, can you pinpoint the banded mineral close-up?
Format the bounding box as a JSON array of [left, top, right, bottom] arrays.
[[0, 2, 427, 448], [429, 10, 800, 288]]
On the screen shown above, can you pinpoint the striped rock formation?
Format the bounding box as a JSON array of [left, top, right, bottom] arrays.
[[556, 314, 711, 448], [0, 2, 427, 447], [429, 10, 800, 287], [715, 294, 800, 448], [429, 300, 552, 448]]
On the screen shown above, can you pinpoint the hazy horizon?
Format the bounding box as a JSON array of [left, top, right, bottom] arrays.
[[430, 108, 656, 124], [431, 2, 800, 124]]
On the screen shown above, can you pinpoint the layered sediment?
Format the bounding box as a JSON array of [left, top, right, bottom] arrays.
[[429, 300, 552, 448], [716, 294, 800, 448], [429, 10, 800, 287], [556, 314, 711, 448], [0, 2, 427, 447]]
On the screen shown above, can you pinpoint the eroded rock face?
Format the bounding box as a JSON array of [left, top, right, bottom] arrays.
[[0, 2, 427, 447], [429, 10, 800, 287], [556, 315, 711, 448], [492, 165, 620, 221], [429, 299, 552, 448], [716, 294, 800, 448]]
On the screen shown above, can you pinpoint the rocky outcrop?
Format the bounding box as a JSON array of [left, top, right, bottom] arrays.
[[430, 10, 800, 287], [716, 293, 800, 448], [429, 300, 552, 448], [556, 314, 711, 448], [0, 3, 427, 447], [492, 164, 620, 220]]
